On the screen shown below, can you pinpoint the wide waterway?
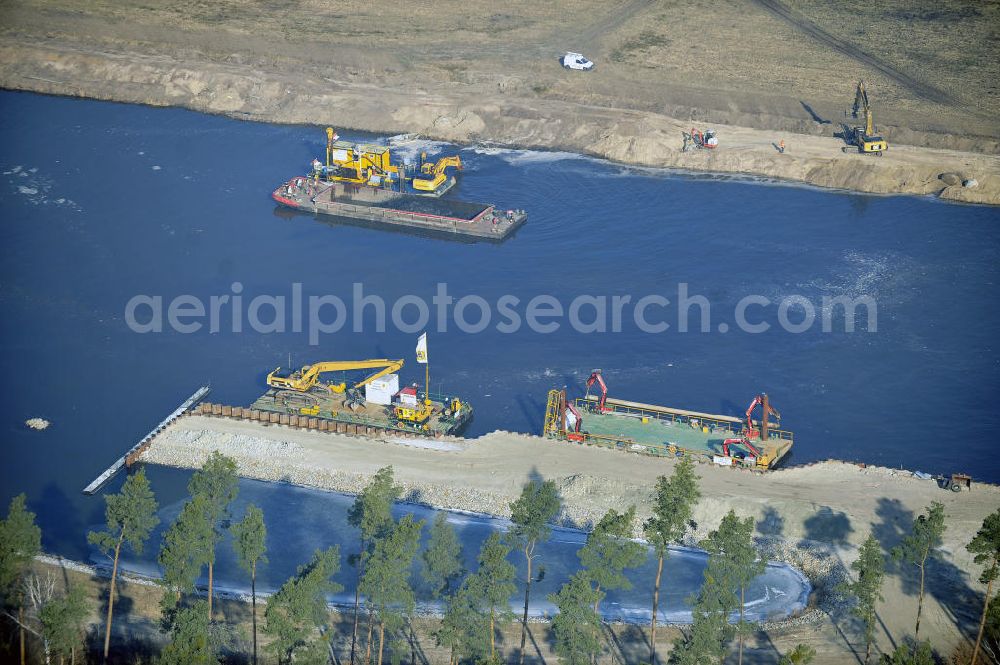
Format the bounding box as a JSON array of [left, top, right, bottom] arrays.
[[1, 91, 997, 618]]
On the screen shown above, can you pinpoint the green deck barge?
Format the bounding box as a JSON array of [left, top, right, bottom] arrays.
[[543, 391, 793, 470]]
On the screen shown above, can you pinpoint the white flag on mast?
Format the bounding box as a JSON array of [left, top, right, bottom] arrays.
[[416, 333, 428, 364]]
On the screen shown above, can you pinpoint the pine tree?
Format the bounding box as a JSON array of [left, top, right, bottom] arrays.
[[507, 478, 560, 665], [264, 546, 342, 665], [158, 493, 215, 617], [39, 583, 87, 665], [157, 600, 216, 665], [968, 508, 1000, 665], [578, 506, 646, 663], [890, 501, 945, 640], [699, 510, 765, 665], [88, 468, 159, 662], [436, 584, 481, 664], [778, 644, 816, 665], [579, 506, 646, 614], [0, 495, 43, 595], [878, 640, 933, 665], [549, 572, 602, 665], [671, 563, 736, 665], [838, 535, 885, 664], [187, 451, 239, 620], [0, 493, 42, 665], [231, 504, 267, 665], [422, 513, 464, 599], [643, 457, 701, 665], [360, 514, 424, 665], [467, 532, 517, 660], [347, 466, 401, 665]]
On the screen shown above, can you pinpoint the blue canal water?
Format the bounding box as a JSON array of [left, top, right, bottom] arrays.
[[1, 90, 997, 616]]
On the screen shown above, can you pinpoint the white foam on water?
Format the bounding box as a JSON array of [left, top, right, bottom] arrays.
[[467, 145, 590, 166], [794, 249, 913, 326], [383, 135, 453, 163], [4, 164, 81, 210]]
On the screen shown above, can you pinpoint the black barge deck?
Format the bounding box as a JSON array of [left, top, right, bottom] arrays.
[[272, 178, 526, 241]]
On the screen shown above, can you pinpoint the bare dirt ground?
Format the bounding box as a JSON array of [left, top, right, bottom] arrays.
[[0, 0, 998, 203], [138, 414, 1000, 663]]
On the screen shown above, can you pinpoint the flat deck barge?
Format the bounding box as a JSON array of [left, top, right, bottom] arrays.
[[544, 391, 794, 470], [250, 386, 472, 438], [272, 178, 526, 241]]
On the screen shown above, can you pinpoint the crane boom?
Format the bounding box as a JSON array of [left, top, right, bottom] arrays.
[[267, 358, 405, 394], [585, 369, 609, 412], [745, 393, 780, 441], [853, 81, 874, 136]]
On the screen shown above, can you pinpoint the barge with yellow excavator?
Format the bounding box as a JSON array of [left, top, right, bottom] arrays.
[[544, 370, 794, 470], [251, 356, 472, 437], [272, 128, 526, 241]]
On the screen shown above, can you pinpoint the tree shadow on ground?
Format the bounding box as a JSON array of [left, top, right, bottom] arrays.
[[606, 623, 654, 665], [402, 617, 430, 665], [799, 506, 861, 663], [519, 621, 547, 664], [870, 497, 983, 639], [871, 497, 912, 558], [329, 610, 356, 663], [91, 572, 136, 647], [756, 506, 785, 539], [800, 506, 853, 547], [749, 631, 783, 664]]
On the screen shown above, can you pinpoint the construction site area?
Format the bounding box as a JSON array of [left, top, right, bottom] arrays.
[[125, 405, 999, 662], [253, 355, 472, 437], [1, 0, 997, 202], [544, 371, 794, 471], [4, 0, 1000, 661], [271, 129, 526, 240]]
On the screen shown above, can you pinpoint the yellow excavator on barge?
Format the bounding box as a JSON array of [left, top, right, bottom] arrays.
[[315, 127, 463, 196], [257, 353, 471, 434], [273, 128, 526, 241], [267, 358, 403, 395]]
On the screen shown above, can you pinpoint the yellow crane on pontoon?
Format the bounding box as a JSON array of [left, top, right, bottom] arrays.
[[267, 358, 404, 394], [321, 127, 401, 186], [412, 155, 463, 192]]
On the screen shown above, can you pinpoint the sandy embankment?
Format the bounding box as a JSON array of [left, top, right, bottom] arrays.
[[141, 414, 999, 662], [1, 38, 996, 206], [2, 0, 999, 203]]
